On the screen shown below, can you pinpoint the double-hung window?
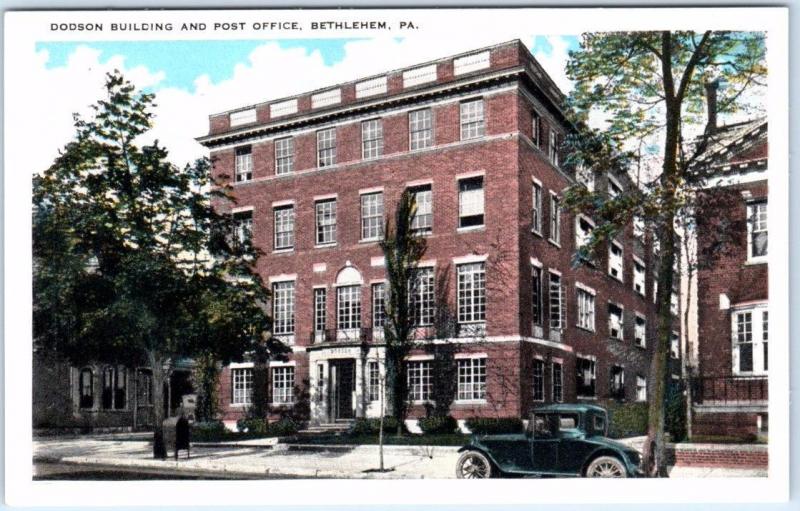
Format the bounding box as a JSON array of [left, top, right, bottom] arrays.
[[747, 201, 768, 262], [576, 286, 595, 331], [458, 176, 484, 229], [457, 357, 486, 401], [272, 281, 295, 338], [101, 366, 126, 410], [457, 262, 486, 325], [232, 368, 253, 405], [313, 288, 327, 334], [371, 283, 386, 329], [367, 361, 380, 402], [549, 194, 561, 245], [360, 192, 384, 241], [634, 315, 646, 348], [733, 307, 768, 375], [362, 119, 384, 159], [548, 130, 560, 166], [460, 99, 485, 140], [532, 182, 543, 234], [233, 211, 253, 250], [549, 272, 565, 333], [532, 359, 545, 402], [79, 368, 94, 409], [274, 137, 294, 175], [552, 362, 563, 402], [609, 241, 624, 281], [610, 366, 625, 400], [315, 199, 337, 245], [608, 303, 624, 340], [234, 146, 253, 182], [575, 215, 594, 258], [532, 266, 543, 329], [273, 205, 294, 250], [337, 285, 361, 331], [633, 260, 646, 296], [576, 357, 596, 398], [272, 366, 294, 405], [409, 268, 435, 327], [317, 128, 336, 167], [407, 361, 432, 401], [636, 375, 647, 402], [409, 185, 433, 234], [532, 110, 541, 146], [409, 109, 433, 150]]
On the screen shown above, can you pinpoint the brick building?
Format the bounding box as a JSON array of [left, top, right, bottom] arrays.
[[197, 40, 682, 431], [689, 98, 768, 438]]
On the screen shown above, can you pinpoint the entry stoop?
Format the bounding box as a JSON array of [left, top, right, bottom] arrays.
[[297, 421, 353, 436]]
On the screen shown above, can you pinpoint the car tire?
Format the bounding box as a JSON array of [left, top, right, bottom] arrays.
[[455, 451, 493, 479], [585, 456, 628, 478]]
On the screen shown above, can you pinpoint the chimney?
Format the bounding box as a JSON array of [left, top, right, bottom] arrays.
[[704, 79, 719, 133]]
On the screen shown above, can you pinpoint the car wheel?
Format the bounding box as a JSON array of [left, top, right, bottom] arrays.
[[456, 451, 493, 479], [585, 456, 628, 478]]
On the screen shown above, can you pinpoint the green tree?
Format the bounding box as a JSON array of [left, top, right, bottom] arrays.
[[563, 31, 765, 476], [379, 190, 427, 435], [32, 71, 280, 458]]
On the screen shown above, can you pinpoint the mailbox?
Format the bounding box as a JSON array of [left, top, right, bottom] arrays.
[[162, 416, 191, 460]]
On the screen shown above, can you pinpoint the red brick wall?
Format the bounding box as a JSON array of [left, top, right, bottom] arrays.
[[668, 443, 767, 468]]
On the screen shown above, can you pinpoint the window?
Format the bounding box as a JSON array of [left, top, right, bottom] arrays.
[[608, 303, 624, 340], [532, 266, 543, 327], [548, 130, 560, 166], [232, 368, 253, 405], [733, 307, 768, 375], [458, 176, 485, 228], [610, 366, 625, 401], [409, 268, 435, 327], [273, 205, 294, 250], [671, 331, 680, 359], [361, 192, 384, 241], [409, 185, 433, 234], [79, 368, 93, 409], [272, 366, 294, 405], [633, 215, 645, 239], [576, 357, 596, 398], [532, 359, 545, 402], [367, 361, 380, 402], [372, 283, 386, 329], [609, 241, 624, 281], [608, 177, 623, 198], [635, 315, 647, 348], [549, 272, 565, 332], [102, 366, 126, 410], [460, 99, 485, 140], [274, 137, 294, 175], [576, 165, 594, 192], [362, 119, 384, 159], [136, 369, 153, 406], [532, 183, 542, 234], [337, 285, 361, 331], [234, 146, 253, 182], [457, 357, 486, 401], [552, 362, 563, 403], [636, 375, 647, 402], [315, 199, 337, 245], [316, 364, 324, 400], [273, 281, 295, 336], [549, 195, 561, 244], [409, 109, 433, 150], [233, 211, 253, 250], [407, 360, 432, 401], [652, 268, 659, 304], [457, 262, 486, 324], [575, 215, 594, 255], [313, 288, 326, 333], [532, 111, 541, 146], [747, 201, 768, 261], [317, 128, 336, 167], [576, 287, 595, 331], [633, 260, 646, 296]]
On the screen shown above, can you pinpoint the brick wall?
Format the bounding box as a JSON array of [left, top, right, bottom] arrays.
[[667, 443, 768, 468]]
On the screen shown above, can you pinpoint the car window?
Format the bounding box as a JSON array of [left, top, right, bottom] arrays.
[[593, 415, 606, 435], [532, 415, 555, 439], [558, 414, 579, 430]]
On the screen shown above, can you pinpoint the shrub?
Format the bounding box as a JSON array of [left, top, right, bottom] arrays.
[[192, 420, 227, 441], [235, 417, 299, 436], [464, 417, 524, 435], [349, 417, 403, 436], [236, 418, 267, 434], [268, 417, 299, 436], [418, 415, 458, 435], [605, 401, 649, 438], [665, 385, 687, 443]]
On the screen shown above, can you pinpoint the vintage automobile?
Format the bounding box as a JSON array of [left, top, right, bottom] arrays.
[[456, 404, 643, 478]]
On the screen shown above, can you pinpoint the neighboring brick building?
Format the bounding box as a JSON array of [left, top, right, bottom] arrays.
[[197, 40, 681, 430], [690, 107, 768, 438]]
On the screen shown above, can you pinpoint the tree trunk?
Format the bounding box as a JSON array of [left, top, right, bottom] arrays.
[[149, 351, 168, 459]]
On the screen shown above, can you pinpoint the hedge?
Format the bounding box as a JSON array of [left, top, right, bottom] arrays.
[[192, 420, 228, 441], [418, 415, 458, 434], [464, 417, 524, 435], [349, 417, 404, 435], [235, 417, 299, 436], [604, 402, 649, 439]]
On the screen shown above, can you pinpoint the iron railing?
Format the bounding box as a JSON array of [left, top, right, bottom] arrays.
[[690, 375, 767, 405], [309, 327, 377, 344]]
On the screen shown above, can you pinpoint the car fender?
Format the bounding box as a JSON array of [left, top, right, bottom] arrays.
[[457, 445, 502, 472], [582, 445, 638, 476]]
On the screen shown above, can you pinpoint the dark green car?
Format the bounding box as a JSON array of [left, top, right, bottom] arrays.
[[456, 404, 643, 478]]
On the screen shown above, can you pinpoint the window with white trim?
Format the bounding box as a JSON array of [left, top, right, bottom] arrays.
[[273, 281, 295, 336], [609, 241, 624, 281], [549, 195, 561, 244], [457, 357, 486, 401], [576, 287, 595, 331], [576, 357, 596, 398], [575, 216, 594, 254], [275, 137, 294, 175], [548, 130, 560, 166], [633, 260, 646, 296], [460, 99, 485, 140], [360, 192, 384, 241], [407, 360, 432, 401], [733, 307, 768, 375], [633, 215, 645, 239], [549, 272, 565, 332], [409, 185, 433, 234], [747, 201, 767, 261], [457, 262, 486, 324], [552, 362, 563, 402], [232, 368, 252, 405], [313, 288, 326, 333], [233, 211, 253, 250], [636, 375, 647, 402], [367, 361, 380, 402], [317, 128, 336, 167], [576, 165, 594, 192], [337, 285, 361, 330], [273, 205, 294, 250], [315, 199, 337, 245], [532, 266, 543, 327], [101, 366, 127, 410], [532, 182, 542, 234], [532, 359, 545, 402], [670, 331, 680, 359], [79, 368, 94, 409], [372, 283, 386, 328], [458, 176, 484, 228], [362, 119, 384, 159], [610, 365, 625, 400], [532, 110, 541, 146], [608, 303, 624, 340], [634, 315, 646, 348], [409, 268, 435, 327], [234, 146, 253, 182], [272, 366, 294, 405], [409, 109, 433, 150]]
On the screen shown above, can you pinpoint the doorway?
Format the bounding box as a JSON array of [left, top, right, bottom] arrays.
[[329, 359, 355, 420]]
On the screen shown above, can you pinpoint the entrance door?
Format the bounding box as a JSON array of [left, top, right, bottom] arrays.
[[330, 360, 355, 420]]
